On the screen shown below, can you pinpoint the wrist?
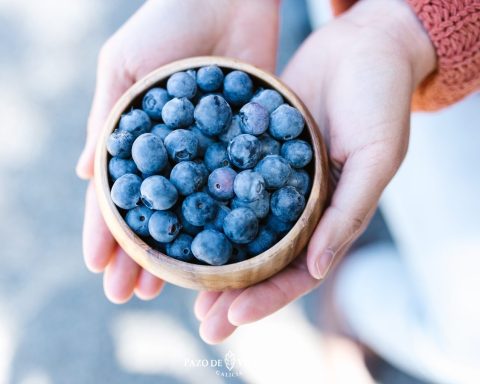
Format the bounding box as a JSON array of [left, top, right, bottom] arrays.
[[343, 0, 436, 87]]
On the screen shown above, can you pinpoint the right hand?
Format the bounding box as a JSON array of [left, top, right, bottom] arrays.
[[193, 0, 436, 344], [76, 0, 280, 303]]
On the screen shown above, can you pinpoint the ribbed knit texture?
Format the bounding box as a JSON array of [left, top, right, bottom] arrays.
[[330, 0, 480, 111], [407, 0, 480, 110]]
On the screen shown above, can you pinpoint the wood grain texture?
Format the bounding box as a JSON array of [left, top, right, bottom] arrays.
[[94, 56, 329, 291]]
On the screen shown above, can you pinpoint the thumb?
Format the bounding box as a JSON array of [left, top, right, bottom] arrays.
[[280, 40, 409, 280], [76, 45, 134, 180], [306, 142, 405, 279]]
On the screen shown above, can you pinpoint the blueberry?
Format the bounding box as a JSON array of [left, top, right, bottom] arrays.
[[271, 186, 305, 222], [182, 192, 218, 226], [251, 89, 284, 113], [286, 169, 311, 195], [227, 134, 262, 169], [148, 210, 181, 243], [111, 173, 142, 210], [169, 161, 206, 196], [119, 109, 151, 138], [140, 175, 178, 210], [163, 129, 198, 162], [205, 204, 231, 232], [204, 142, 229, 171], [176, 206, 203, 236], [125, 205, 153, 237], [194, 94, 232, 136], [239, 102, 269, 135], [108, 157, 138, 181], [196, 65, 224, 92], [107, 130, 135, 158], [265, 213, 295, 236], [208, 166, 237, 201], [223, 207, 258, 244], [232, 190, 270, 219], [193, 160, 209, 181], [259, 134, 281, 156], [281, 139, 313, 168], [218, 114, 242, 143], [151, 123, 173, 141], [223, 70, 253, 106], [166, 233, 194, 262], [229, 245, 249, 263], [186, 69, 196, 80], [131, 133, 168, 175], [161, 97, 194, 128], [269, 104, 304, 140], [191, 229, 232, 265], [142, 88, 170, 119], [246, 227, 277, 256], [255, 155, 291, 189], [233, 170, 265, 202], [166, 71, 197, 99], [189, 124, 216, 156]]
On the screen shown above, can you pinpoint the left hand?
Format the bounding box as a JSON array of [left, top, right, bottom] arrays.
[[76, 0, 279, 303], [194, 0, 436, 344]]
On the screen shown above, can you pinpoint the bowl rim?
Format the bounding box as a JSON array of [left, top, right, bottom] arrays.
[[94, 56, 328, 284]]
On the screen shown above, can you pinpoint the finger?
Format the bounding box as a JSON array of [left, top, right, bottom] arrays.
[[103, 248, 141, 304], [76, 44, 134, 180], [306, 147, 396, 280], [280, 43, 329, 131], [134, 269, 165, 301], [194, 291, 222, 321], [199, 289, 243, 344], [217, 0, 279, 73], [228, 255, 320, 325], [83, 181, 116, 273]]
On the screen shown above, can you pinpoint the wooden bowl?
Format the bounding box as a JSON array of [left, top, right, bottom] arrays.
[[94, 56, 329, 291]]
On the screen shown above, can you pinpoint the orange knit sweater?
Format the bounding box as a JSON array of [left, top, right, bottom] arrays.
[[330, 0, 480, 111]]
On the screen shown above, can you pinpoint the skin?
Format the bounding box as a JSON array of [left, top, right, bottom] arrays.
[[76, 0, 435, 341], [76, 0, 279, 303]]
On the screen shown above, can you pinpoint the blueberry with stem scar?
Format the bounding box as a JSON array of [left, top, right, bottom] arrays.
[[140, 175, 178, 210], [111, 174, 142, 210], [148, 211, 181, 243]]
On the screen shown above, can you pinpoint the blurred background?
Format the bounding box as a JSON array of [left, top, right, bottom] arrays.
[[1, 0, 479, 383]]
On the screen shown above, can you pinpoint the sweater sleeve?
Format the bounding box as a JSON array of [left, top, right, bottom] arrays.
[[329, 0, 480, 111]]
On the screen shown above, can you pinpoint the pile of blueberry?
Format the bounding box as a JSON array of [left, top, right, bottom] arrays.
[[107, 65, 313, 266]]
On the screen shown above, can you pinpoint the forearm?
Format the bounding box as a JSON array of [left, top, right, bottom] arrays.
[[330, 0, 480, 110], [341, 0, 436, 87]]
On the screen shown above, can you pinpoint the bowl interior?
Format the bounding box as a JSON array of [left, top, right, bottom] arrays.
[[95, 56, 328, 289]]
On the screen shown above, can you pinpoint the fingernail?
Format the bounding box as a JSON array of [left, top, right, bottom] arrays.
[[314, 249, 335, 279], [199, 317, 221, 345], [76, 150, 92, 180], [227, 307, 243, 326], [75, 151, 87, 177]]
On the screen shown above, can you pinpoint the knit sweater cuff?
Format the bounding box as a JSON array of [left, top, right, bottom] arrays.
[[407, 0, 480, 110]]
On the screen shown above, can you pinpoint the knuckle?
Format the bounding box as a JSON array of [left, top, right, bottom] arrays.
[[348, 215, 365, 237], [332, 205, 366, 240], [97, 38, 118, 70]]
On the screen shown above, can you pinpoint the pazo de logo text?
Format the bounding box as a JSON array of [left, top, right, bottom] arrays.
[[184, 350, 243, 377]]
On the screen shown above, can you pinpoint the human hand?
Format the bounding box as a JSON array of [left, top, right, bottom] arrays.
[[76, 0, 279, 303], [194, 0, 436, 343]]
